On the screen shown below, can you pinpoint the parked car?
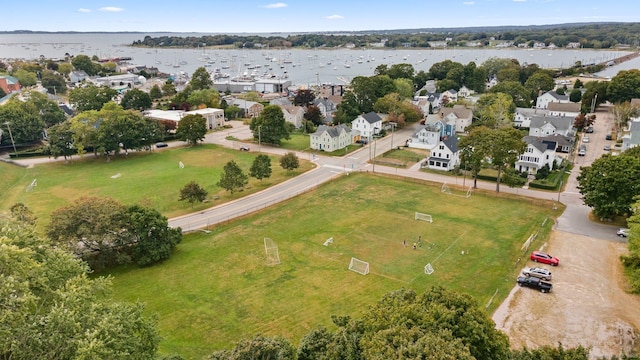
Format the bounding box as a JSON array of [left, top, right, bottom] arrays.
[[155, 142, 168, 148], [517, 275, 553, 293], [522, 267, 552, 281], [578, 144, 586, 156], [583, 136, 590, 143], [606, 133, 612, 140], [530, 251, 559, 266], [586, 126, 594, 133], [617, 228, 630, 237], [603, 144, 611, 151], [239, 145, 250, 151]]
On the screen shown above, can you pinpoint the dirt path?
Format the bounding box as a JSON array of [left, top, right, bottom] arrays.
[[493, 231, 640, 358]]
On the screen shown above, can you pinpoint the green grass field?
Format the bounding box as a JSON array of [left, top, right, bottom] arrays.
[[0, 145, 314, 228], [107, 173, 557, 359]]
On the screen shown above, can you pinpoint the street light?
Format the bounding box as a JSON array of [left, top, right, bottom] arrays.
[[3, 122, 17, 158], [258, 125, 262, 153], [389, 121, 397, 149], [372, 127, 380, 173]]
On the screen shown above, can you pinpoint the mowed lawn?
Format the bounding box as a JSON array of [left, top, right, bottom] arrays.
[[0, 144, 314, 227], [108, 173, 557, 359]]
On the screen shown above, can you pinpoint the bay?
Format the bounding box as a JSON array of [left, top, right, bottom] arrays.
[[0, 32, 633, 87]]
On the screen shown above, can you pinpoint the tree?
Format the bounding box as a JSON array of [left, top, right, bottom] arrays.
[[524, 71, 555, 97], [71, 54, 99, 75], [577, 152, 640, 219], [149, 84, 163, 99], [483, 127, 526, 193], [489, 80, 531, 108], [610, 101, 638, 138], [386, 63, 415, 80], [121, 88, 152, 110], [250, 105, 290, 146], [243, 91, 261, 102], [176, 113, 207, 145], [28, 91, 66, 128], [179, 181, 209, 207], [190, 66, 213, 90], [569, 88, 582, 103], [250, 154, 272, 180], [607, 69, 640, 104], [187, 88, 220, 108], [209, 335, 295, 360], [47, 121, 75, 160], [123, 205, 182, 267], [473, 93, 515, 129], [294, 89, 315, 106], [9, 202, 37, 225], [41, 70, 67, 95], [580, 81, 608, 113], [12, 68, 37, 87], [333, 91, 361, 124], [0, 99, 45, 144], [162, 82, 177, 96], [280, 152, 300, 172], [304, 105, 323, 126], [217, 160, 248, 193], [392, 78, 414, 99], [58, 62, 73, 76], [69, 84, 118, 112], [459, 126, 492, 189], [0, 219, 161, 359], [225, 105, 243, 120]]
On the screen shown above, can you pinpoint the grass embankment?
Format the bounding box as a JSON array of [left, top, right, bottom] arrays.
[[0, 144, 314, 228], [108, 173, 557, 359]]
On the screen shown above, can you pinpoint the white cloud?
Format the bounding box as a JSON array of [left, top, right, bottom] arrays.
[[99, 7, 124, 12], [325, 14, 344, 20], [262, 3, 287, 8], [77, 8, 91, 13], [463, 1, 475, 4]]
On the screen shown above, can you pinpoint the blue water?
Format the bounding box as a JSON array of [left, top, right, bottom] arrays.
[[0, 33, 633, 86]]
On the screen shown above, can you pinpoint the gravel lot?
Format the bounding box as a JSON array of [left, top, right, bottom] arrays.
[[493, 230, 640, 358]]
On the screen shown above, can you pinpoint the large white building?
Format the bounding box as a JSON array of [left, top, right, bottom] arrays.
[[145, 108, 225, 129]]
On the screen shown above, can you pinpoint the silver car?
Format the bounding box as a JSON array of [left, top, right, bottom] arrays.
[[522, 267, 552, 281]]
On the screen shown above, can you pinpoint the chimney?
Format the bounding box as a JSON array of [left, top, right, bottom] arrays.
[[331, 85, 335, 96]]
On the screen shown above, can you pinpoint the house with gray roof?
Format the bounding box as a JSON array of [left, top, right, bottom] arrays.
[[280, 105, 305, 128], [408, 124, 440, 150], [69, 70, 89, 84], [536, 90, 570, 109], [528, 115, 576, 138], [230, 98, 264, 118], [310, 124, 357, 152], [514, 107, 550, 128], [516, 137, 558, 174], [547, 102, 581, 118], [313, 97, 337, 117], [440, 105, 472, 133], [622, 120, 640, 151], [351, 111, 382, 142], [424, 136, 460, 171]]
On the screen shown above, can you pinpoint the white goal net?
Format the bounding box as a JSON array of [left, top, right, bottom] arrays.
[[414, 212, 433, 223], [25, 179, 37, 192], [264, 238, 281, 266], [323, 237, 334, 246], [441, 182, 472, 198], [348, 257, 369, 275], [424, 263, 434, 275]]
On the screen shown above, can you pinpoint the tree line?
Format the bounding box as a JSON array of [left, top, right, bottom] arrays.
[[132, 22, 640, 49]]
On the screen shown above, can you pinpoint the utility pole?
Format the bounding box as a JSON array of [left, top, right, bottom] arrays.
[[258, 125, 262, 153], [4, 122, 17, 158]]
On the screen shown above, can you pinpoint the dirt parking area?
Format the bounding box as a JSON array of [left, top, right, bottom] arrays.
[[493, 231, 640, 358]]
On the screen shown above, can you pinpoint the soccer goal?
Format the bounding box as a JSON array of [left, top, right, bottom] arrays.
[[323, 237, 334, 246], [264, 238, 281, 266], [441, 182, 472, 198], [348, 257, 369, 275], [424, 263, 435, 275], [415, 212, 433, 223], [25, 179, 37, 192]]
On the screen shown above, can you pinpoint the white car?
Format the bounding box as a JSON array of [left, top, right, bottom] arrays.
[[617, 228, 630, 237], [583, 136, 590, 143], [522, 267, 552, 281]]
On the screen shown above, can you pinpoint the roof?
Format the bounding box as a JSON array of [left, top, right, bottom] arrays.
[[441, 104, 472, 119], [280, 105, 304, 116], [442, 135, 458, 153], [0, 75, 19, 85], [360, 111, 382, 124], [529, 115, 574, 131], [516, 107, 550, 117], [524, 137, 555, 153], [547, 102, 581, 113], [312, 124, 351, 138], [543, 90, 570, 102]]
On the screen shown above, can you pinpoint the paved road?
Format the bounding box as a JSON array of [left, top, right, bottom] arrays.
[[7, 116, 624, 241]]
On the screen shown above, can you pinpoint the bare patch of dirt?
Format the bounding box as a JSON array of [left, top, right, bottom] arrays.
[[493, 231, 640, 358]]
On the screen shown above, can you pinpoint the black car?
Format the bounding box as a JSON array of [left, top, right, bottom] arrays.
[[155, 142, 168, 148], [516, 276, 552, 293]]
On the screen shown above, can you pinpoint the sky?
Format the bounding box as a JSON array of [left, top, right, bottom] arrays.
[[2, 0, 639, 33]]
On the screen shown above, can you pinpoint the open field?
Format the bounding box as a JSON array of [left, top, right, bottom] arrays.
[[107, 173, 557, 359], [0, 145, 314, 228]]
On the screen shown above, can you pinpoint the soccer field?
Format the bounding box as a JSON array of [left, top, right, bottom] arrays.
[[108, 173, 557, 359]]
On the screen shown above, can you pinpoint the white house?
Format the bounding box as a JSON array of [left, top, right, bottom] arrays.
[[622, 120, 640, 151], [408, 124, 440, 150], [536, 90, 570, 109], [310, 124, 357, 152], [458, 85, 474, 98], [516, 137, 558, 174], [514, 107, 550, 128], [547, 102, 581, 118], [442, 89, 458, 103], [424, 136, 460, 171], [440, 105, 473, 133], [145, 108, 225, 129], [280, 105, 305, 128], [313, 97, 337, 117], [351, 112, 382, 142], [529, 115, 576, 138], [69, 70, 89, 84]]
